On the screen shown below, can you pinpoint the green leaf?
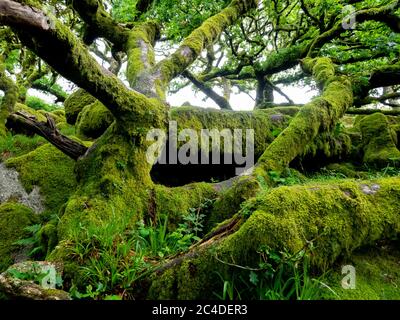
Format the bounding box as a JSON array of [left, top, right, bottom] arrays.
[[249, 271, 259, 286]]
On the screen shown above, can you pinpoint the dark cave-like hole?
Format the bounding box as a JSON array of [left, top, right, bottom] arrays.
[[151, 150, 254, 187]]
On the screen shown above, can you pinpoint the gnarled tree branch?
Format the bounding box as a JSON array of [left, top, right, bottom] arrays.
[[70, 0, 129, 48], [6, 111, 88, 160], [182, 71, 232, 110], [0, 0, 162, 130], [153, 0, 259, 91]]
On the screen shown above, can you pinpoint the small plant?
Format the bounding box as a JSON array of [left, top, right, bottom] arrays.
[[14, 224, 45, 259], [69, 201, 210, 299], [268, 169, 302, 186], [7, 263, 63, 289], [214, 243, 333, 300], [69, 209, 150, 299]]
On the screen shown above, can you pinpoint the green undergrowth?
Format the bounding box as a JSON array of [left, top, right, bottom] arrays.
[[62, 200, 211, 300], [0, 203, 38, 273], [26, 96, 60, 113], [213, 243, 331, 300], [0, 133, 46, 161]]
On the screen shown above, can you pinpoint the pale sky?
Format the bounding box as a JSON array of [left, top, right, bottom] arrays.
[[167, 84, 316, 111], [29, 81, 316, 111]]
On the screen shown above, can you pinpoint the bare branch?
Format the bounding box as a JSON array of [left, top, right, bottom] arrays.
[[7, 112, 88, 160], [183, 70, 233, 110]]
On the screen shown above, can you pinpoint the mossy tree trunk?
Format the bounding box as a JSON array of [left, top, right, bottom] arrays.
[[2, 0, 400, 299], [0, 0, 260, 243], [0, 59, 18, 137]]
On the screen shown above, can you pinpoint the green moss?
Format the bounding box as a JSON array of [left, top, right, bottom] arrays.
[[0, 61, 18, 137], [76, 100, 114, 139], [208, 176, 259, 230], [5, 143, 77, 214], [126, 22, 159, 95], [38, 221, 59, 257], [14, 103, 46, 122], [359, 113, 400, 168], [0, 203, 38, 272], [302, 131, 352, 160], [57, 122, 76, 136], [170, 106, 292, 158], [0, 133, 46, 161], [323, 244, 400, 300], [63, 89, 96, 125], [56, 124, 154, 242], [222, 177, 400, 270], [37, 109, 66, 125], [150, 177, 400, 298], [256, 58, 353, 180], [325, 163, 366, 179], [154, 183, 217, 227]]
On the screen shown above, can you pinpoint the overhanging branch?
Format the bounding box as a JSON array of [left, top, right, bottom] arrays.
[[7, 111, 88, 160], [153, 0, 259, 89], [182, 71, 232, 110], [0, 0, 159, 128]]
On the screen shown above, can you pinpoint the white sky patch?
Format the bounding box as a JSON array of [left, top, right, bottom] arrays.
[[167, 84, 317, 111]]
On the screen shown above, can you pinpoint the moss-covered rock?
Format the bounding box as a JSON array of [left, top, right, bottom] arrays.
[[5, 144, 77, 214], [64, 89, 96, 125], [76, 101, 114, 139], [0, 203, 38, 273], [359, 113, 400, 168]]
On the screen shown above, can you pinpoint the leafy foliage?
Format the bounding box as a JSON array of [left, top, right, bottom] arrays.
[[214, 244, 332, 300]]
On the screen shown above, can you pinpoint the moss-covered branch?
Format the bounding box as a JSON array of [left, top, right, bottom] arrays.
[[0, 0, 165, 132], [154, 0, 258, 90], [0, 59, 18, 137], [126, 21, 160, 97], [70, 0, 129, 48], [7, 111, 88, 160], [256, 57, 353, 175]]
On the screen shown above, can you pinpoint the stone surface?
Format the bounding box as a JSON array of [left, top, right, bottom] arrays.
[[0, 261, 71, 300], [0, 163, 44, 214]]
